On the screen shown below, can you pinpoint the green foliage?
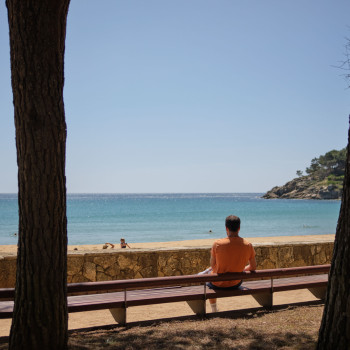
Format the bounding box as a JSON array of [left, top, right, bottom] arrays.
[[305, 148, 346, 178], [296, 170, 303, 177], [327, 174, 344, 189], [305, 158, 321, 175], [327, 174, 344, 181]]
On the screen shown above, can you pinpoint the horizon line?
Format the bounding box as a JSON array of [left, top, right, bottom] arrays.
[[0, 191, 265, 195]]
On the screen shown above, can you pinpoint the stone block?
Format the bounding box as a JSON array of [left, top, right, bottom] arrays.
[[83, 261, 97, 281], [0, 257, 16, 288], [94, 254, 117, 270]]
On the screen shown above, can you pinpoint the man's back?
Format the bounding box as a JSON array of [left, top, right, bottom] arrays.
[[211, 236, 255, 287]]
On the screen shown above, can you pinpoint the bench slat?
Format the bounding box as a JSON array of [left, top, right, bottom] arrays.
[[0, 301, 13, 318], [273, 274, 328, 292]]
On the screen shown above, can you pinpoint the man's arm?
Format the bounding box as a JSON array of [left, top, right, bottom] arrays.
[[210, 244, 216, 269], [243, 255, 257, 271], [210, 254, 216, 269]]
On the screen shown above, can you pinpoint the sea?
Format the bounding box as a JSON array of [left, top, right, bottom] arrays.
[[0, 193, 341, 246]]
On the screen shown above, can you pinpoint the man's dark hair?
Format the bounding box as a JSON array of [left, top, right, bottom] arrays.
[[225, 215, 241, 232]]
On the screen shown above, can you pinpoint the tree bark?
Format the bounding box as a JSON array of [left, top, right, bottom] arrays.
[[317, 118, 350, 349], [6, 1, 70, 349]]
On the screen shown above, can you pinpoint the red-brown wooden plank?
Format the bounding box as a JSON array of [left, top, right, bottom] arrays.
[[67, 264, 330, 293], [0, 271, 329, 317], [0, 301, 14, 319]]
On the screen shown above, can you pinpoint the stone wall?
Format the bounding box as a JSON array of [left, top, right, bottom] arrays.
[[0, 241, 334, 288]]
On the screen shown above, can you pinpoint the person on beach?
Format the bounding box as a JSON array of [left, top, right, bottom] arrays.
[[120, 238, 131, 248], [208, 215, 256, 312], [103, 242, 115, 249]]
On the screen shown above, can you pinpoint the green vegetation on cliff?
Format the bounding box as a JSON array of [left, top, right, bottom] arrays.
[[263, 148, 346, 199], [297, 148, 345, 191]]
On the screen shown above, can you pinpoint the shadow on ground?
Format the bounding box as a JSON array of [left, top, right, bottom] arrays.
[[0, 302, 323, 349], [67, 303, 322, 349]]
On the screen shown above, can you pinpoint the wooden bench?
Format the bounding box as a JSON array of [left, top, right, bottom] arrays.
[[0, 264, 330, 326]]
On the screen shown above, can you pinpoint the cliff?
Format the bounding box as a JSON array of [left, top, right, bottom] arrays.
[[263, 148, 346, 200], [262, 176, 342, 200]]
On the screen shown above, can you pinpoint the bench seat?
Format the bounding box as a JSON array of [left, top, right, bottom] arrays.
[[0, 273, 328, 323]]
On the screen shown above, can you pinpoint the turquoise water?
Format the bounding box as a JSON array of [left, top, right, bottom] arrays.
[[0, 193, 341, 245]]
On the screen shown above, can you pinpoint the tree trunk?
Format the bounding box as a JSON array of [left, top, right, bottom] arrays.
[[6, 1, 70, 349], [317, 118, 350, 349]]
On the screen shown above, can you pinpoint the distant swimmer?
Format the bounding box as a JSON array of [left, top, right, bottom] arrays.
[[10, 232, 17, 237], [120, 238, 131, 248], [209, 230, 213, 233]]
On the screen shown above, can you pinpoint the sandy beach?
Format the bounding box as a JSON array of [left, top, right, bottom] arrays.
[[0, 234, 335, 256], [0, 234, 334, 337]]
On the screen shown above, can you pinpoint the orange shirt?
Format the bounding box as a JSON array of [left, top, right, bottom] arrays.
[[211, 236, 255, 287]]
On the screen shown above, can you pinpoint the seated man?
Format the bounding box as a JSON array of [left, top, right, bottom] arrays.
[[208, 215, 257, 312]]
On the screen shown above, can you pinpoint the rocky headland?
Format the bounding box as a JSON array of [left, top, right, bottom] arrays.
[[262, 176, 342, 200], [262, 148, 345, 200]]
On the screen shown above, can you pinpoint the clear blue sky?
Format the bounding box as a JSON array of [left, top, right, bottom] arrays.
[[0, 1, 349, 193]]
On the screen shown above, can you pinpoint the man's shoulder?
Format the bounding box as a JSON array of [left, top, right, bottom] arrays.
[[213, 237, 230, 245], [241, 237, 252, 245], [212, 237, 253, 247]]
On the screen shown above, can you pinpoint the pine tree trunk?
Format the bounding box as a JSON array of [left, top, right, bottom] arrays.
[[317, 119, 350, 349], [6, 1, 70, 349]]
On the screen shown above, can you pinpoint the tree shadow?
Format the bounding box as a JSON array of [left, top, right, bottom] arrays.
[[68, 325, 317, 349], [66, 304, 321, 349]]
